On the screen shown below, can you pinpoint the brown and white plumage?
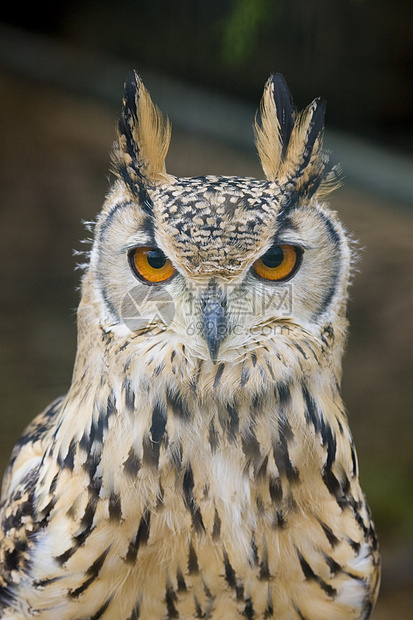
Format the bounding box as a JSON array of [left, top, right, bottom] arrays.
[[0, 72, 380, 619]]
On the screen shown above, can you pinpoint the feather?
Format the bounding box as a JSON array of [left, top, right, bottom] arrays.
[[112, 71, 172, 191], [254, 75, 283, 181], [255, 74, 336, 199], [271, 73, 295, 160]]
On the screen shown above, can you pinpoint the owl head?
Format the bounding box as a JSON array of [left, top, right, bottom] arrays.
[[79, 72, 351, 386]]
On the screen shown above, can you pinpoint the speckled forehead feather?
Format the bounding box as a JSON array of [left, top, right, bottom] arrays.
[[151, 176, 283, 275]]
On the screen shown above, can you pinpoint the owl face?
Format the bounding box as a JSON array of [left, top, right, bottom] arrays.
[[86, 72, 350, 370]]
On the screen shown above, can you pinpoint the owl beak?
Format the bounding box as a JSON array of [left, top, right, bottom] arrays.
[[200, 292, 228, 364]]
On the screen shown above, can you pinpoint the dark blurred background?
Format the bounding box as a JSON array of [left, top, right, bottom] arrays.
[[2, 0, 413, 147], [0, 2, 412, 617]]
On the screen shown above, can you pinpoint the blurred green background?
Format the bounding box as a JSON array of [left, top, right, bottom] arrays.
[[0, 2, 412, 617]]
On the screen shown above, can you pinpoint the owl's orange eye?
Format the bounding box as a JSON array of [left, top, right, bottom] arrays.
[[129, 247, 176, 284], [252, 244, 302, 282]]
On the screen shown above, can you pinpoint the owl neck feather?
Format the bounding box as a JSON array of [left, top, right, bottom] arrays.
[[60, 309, 353, 501]]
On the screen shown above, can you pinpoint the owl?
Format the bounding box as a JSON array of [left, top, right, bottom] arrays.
[[0, 71, 380, 619]]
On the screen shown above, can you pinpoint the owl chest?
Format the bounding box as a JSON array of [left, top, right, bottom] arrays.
[[27, 392, 374, 620], [98, 398, 325, 573], [83, 432, 365, 620]]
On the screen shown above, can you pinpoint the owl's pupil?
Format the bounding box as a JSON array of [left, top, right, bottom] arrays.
[[261, 246, 284, 268], [147, 249, 167, 269]]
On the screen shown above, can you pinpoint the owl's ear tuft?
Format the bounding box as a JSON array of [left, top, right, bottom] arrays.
[[270, 73, 294, 160], [255, 74, 336, 198], [254, 73, 286, 182], [112, 71, 172, 193]]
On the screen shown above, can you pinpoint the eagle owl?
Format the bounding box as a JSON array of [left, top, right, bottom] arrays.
[[0, 72, 380, 619]]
